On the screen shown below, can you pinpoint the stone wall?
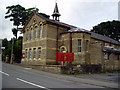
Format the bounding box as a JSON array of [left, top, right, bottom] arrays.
[[59, 33, 91, 65], [22, 14, 48, 65], [22, 13, 120, 71], [90, 38, 120, 71], [45, 24, 67, 64], [90, 39, 103, 65]]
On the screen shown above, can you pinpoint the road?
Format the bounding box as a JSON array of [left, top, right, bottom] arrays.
[[0, 62, 118, 89]]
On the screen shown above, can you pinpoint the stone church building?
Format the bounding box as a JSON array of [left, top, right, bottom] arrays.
[[22, 3, 120, 71]]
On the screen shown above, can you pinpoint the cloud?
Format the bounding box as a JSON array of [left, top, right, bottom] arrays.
[[0, 0, 119, 40], [60, 1, 118, 30], [0, 4, 13, 40]]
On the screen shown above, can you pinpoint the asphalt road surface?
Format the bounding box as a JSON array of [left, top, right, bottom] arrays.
[[0, 62, 116, 89]]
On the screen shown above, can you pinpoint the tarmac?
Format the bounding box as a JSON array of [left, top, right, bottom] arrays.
[[23, 67, 119, 88], [13, 63, 119, 88]]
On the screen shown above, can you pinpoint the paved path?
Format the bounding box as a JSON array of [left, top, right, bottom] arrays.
[[1, 62, 119, 89], [76, 73, 120, 84]]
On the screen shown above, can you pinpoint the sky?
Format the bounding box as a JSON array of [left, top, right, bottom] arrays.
[[0, 0, 119, 40]]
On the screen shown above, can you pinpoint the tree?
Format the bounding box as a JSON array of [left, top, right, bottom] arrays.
[[2, 38, 11, 62], [5, 5, 26, 26], [5, 5, 39, 39], [21, 7, 39, 25], [5, 4, 26, 39], [5, 4, 50, 39], [13, 36, 23, 62], [25, 8, 50, 19], [91, 20, 120, 42], [2, 37, 23, 63], [2, 38, 8, 49], [12, 28, 18, 39]]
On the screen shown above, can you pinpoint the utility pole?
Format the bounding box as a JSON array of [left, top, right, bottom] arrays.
[[10, 38, 14, 64]]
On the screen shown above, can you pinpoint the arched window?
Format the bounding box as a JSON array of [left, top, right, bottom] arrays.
[[40, 24, 43, 38], [33, 48, 36, 59], [29, 49, 31, 59], [31, 28, 33, 40], [35, 26, 37, 39], [26, 30, 29, 41], [38, 47, 41, 59]]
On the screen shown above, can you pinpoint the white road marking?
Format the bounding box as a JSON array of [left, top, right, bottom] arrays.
[[16, 78, 49, 89], [0, 71, 9, 76]]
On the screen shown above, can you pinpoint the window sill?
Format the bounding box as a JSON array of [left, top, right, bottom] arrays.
[[78, 52, 82, 54], [33, 58, 36, 60], [38, 58, 41, 60]]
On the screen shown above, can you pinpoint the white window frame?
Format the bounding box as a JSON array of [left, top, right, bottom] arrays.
[[31, 28, 33, 40], [35, 27, 37, 39], [40, 24, 43, 38]]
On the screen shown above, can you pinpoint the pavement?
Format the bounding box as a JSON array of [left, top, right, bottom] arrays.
[[76, 73, 120, 84], [1, 62, 119, 89]]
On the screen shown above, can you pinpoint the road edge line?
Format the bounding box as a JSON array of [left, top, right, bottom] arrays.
[[16, 78, 49, 89], [0, 71, 9, 76]]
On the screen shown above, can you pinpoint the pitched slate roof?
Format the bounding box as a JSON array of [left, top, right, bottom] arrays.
[[62, 28, 120, 45], [23, 12, 76, 32], [90, 32, 120, 45], [23, 12, 120, 45]]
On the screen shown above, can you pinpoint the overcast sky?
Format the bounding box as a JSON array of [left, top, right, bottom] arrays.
[[0, 0, 119, 40]]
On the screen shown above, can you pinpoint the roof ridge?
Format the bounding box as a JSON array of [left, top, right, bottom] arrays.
[[23, 12, 120, 45]]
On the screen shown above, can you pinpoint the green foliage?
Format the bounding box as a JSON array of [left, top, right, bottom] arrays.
[[22, 7, 39, 25], [2, 38, 12, 62], [91, 20, 120, 42], [2, 38, 8, 49], [5, 4, 50, 26], [2, 37, 23, 63], [5, 4, 26, 39], [5, 4, 26, 26], [13, 37, 23, 62], [12, 28, 18, 39], [5, 4, 50, 37]]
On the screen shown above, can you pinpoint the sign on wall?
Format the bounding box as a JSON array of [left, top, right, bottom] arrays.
[[56, 52, 74, 65]]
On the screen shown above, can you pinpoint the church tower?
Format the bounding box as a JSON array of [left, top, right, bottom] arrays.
[[52, 2, 61, 21]]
